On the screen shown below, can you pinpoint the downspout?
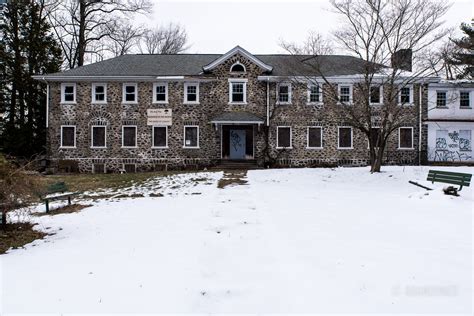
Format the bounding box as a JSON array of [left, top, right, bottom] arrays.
[[266, 79, 270, 126], [418, 84, 422, 165], [45, 80, 49, 128]]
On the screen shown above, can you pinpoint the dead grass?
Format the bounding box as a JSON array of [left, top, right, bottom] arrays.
[[0, 223, 47, 254], [217, 170, 248, 189], [35, 204, 92, 217]]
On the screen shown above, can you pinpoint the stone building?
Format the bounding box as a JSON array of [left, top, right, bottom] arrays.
[[34, 46, 426, 173]]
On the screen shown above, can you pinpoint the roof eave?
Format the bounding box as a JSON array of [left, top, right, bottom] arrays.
[[202, 46, 273, 72]]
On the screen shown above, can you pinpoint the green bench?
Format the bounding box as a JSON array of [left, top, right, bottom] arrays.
[[427, 170, 472, 196], [41, 182, 77, 213]]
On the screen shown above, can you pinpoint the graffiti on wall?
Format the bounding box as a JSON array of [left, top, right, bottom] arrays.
[[432, 130, 472, 162]]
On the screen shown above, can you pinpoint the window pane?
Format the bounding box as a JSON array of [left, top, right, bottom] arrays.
[[187, 85, 197, 101], [401, 87, 410, 104], [460, 92, 470, 107], [64, 86, 74, 101], [340, 86, 350, 102], [436, 92, 446, 107], [92, 126, 106, 147], [459, 130, 472, 151], [185, 127, 198, 147], [309, 86, 320, 102], [62, 127, 75, 147], [231, 64, 245, 72], [370, 86, 380, 103], [232, 83, 244, 102], [155, 85, 166, 101], [399, 128, 413, 148], [125, 85, 136, 102], [338, 127, 352, 148], [123, 127, 136, 147], [153, 127, 167, 147], [277, 127, 291, 147], [279, 85, 289, 102], [308, 127, 322, 147]]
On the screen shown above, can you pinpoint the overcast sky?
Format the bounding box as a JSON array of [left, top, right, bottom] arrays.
[[142, 0, 473, 54]]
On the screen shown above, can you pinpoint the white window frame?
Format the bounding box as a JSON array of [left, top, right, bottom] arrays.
[[228, 79, 248, 104], [459, 90, 472, 108], [306, 126, 323, 149], [60, 125, 76, 148], [122, 83, 138, 104], [61, 83, 76, 104], [277, 82, 292, 105], [276, 126, 292, 149], [436, 90, 447, 108], [307, 84, 323, 105], [184, 82, 200, 104], [121, 125, 138, 148], [369, 85, 383, 105], [337, 126, 353, 149], [152, 125, 168, 149], [398, 85, 414, 105], [91, 83, 107, 104], [183, 125, 199, 149], [338, 84, 353, 104], [153, 82, 168, 104], [398, 127, 414, 150], [90, 125, 107, 149]]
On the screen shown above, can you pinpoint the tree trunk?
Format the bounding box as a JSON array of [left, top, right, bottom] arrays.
[[77, 0, 87, 67]]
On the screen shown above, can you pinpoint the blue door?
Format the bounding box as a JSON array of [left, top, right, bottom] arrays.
[[229, 129, 246, 159]]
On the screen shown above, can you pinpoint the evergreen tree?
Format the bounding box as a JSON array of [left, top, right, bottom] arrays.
[[0, 0, 62, 158], [450, 23, 474, 79]]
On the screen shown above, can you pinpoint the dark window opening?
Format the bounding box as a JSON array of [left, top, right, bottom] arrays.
[[340, 86, 350, 103], [125, 85, 136, 102], [184, 126, 198, 147], [277, 127, 291, 148], [153, 126, 167, 147], [338, 127, 352, 148], [400, 87, 410, 104], [63, 86, 75, 102], [186, 85, 197, 102], [94, 85, 105, 102], [370, 86, 381, 104], [308, 127, 322, 148], [61, 126, 75, 147], [309, 85, 321, 103], [399, 128, 413, 148], [231, 64, 245, 72], [231, 83, 244, 102], [460, 91, 470, 107], [92, 126, 106, 147], [155, 85, 166, 102], [278, 85, 290, 102], [436, 91, 447, 107], [123, 126, 137, 147]]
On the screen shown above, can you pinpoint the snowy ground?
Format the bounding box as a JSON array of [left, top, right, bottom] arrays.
[[1, 166, 472, 314]]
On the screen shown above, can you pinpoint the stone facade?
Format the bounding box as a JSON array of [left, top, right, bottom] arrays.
[[45, 50, 423, 173]]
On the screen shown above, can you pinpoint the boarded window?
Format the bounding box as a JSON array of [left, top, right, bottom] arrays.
[[231, 82, 244, 102], [153, 126, 167, 147], [184, 126, 198, 147], [155, 84, 166, 102], [460, 91, 470, 108], [435, 130, 448, 149], [93, 163, 105, 174], [436, 91, 447, 107], [399, 128, 413, 149], [124, 85, 136, 102], [338, 127, 352, 148], [122, 126, 137, 147], [400, 87, 410, 104], [307, 127, 322, 148], [370, 86, 381, 104], [277, 127, 291, 148], [61, 126, 75, 147], [278, 85, 290, 103], [94, 85, 105, 102], [92, 126, 106, 147], [186, 85, 197, 102], [459, 130, 472, 151], [63, 85, 75, 102]]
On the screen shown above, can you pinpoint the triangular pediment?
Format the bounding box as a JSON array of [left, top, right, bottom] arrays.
[[202, 46, 273, 72]]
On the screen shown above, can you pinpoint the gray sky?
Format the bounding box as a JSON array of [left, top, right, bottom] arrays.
[[143, 0, 473, 54]]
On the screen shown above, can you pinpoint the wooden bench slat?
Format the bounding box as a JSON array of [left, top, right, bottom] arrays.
[[427, 174, 471, 183], [427, 170, 472, 178]]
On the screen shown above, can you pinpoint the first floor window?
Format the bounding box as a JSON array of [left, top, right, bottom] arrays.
[[307, 127, 322, 148], [122, 126, 137, 147], [91, 126, 106, 148], [436, 91, 447, 107], [338, 127, 352, 148], [339, 85, 351, 103], [278, 84, 291, 103], [370, 86, 381, 104], [61, 84, 76, 103], [460, 91, 470, 108], [92, 84, 106, 103], [400, 87, 411, 104], [399, 127, 413, 149], [459, 130, 472, 151], [123, 84, 137, 103], [61, 126, 76, 147], [185, 83, 199, 103], [369, 127, 382, 147], [277, 126, 292, 148], [308, 85, 321, 103], [153, 126, 168, 148], [184, 126, 199, 148], [154, 83, 167, 103], [230, 82, 245, 103]]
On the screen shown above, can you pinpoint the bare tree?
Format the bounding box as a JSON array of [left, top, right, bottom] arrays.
[[282, 0, 449, 172], [106, 20, 144, 57], [280, 31, 334, 55], [47, 0, 152, 68], [139, 23, 189, 54]]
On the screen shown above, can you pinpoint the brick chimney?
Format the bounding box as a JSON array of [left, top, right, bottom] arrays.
[[391, 49, 412, 72]]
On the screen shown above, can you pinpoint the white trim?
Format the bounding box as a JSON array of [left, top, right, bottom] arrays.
[[276, 82, 292, 105], [46, 84, 49, 128], [230, 61, 247, 73], [183, 125, 199, 149], [60, 125, 76, 148], [459, 90, 472, 108], [122, 83, 138, 104], [121, 125, 138, 148], [152, 125, 169, 149], [307, 83, 323, 105], [338, 84, 353, 105], [398, 127, 414, 150], [60, 83, 76, 104], [184, 82, 200, 104], [276, 126, 292, 149], [306, 126, 323, 149], [91, 83, 107, 104], [398, 84, 414, 106], [152, 82, 168, 104], [337, 126, 353, 149], [90, 125, 107, 148], [203, 46, 273, 72], [369, 85, 383, 105], [435, 90, 448, 108], [228, 80, 247, 104]]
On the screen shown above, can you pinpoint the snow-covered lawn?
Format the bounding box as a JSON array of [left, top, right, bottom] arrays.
[[1, 166, 472, 314]]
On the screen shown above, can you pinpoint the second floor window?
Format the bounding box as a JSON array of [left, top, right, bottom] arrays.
[[308, 85, 322, 103], [92, 84, 106, 103], [61, 84, 76, 103], [153, 83, 168, 103], [339, 85, 352, 103], [229, 81, 246, 103], [436, 91, 447, 107], [400, 87, 411, 104], [460, 91, 470, 108], [370, 86, 382, 104], [184, 83, 199, 103], [123, 84, 137, 103], [277, 84, 291, 104]]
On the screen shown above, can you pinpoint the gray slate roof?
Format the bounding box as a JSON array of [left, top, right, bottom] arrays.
[[211, 111, 264, 123], [42, 54, 374, 78]]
